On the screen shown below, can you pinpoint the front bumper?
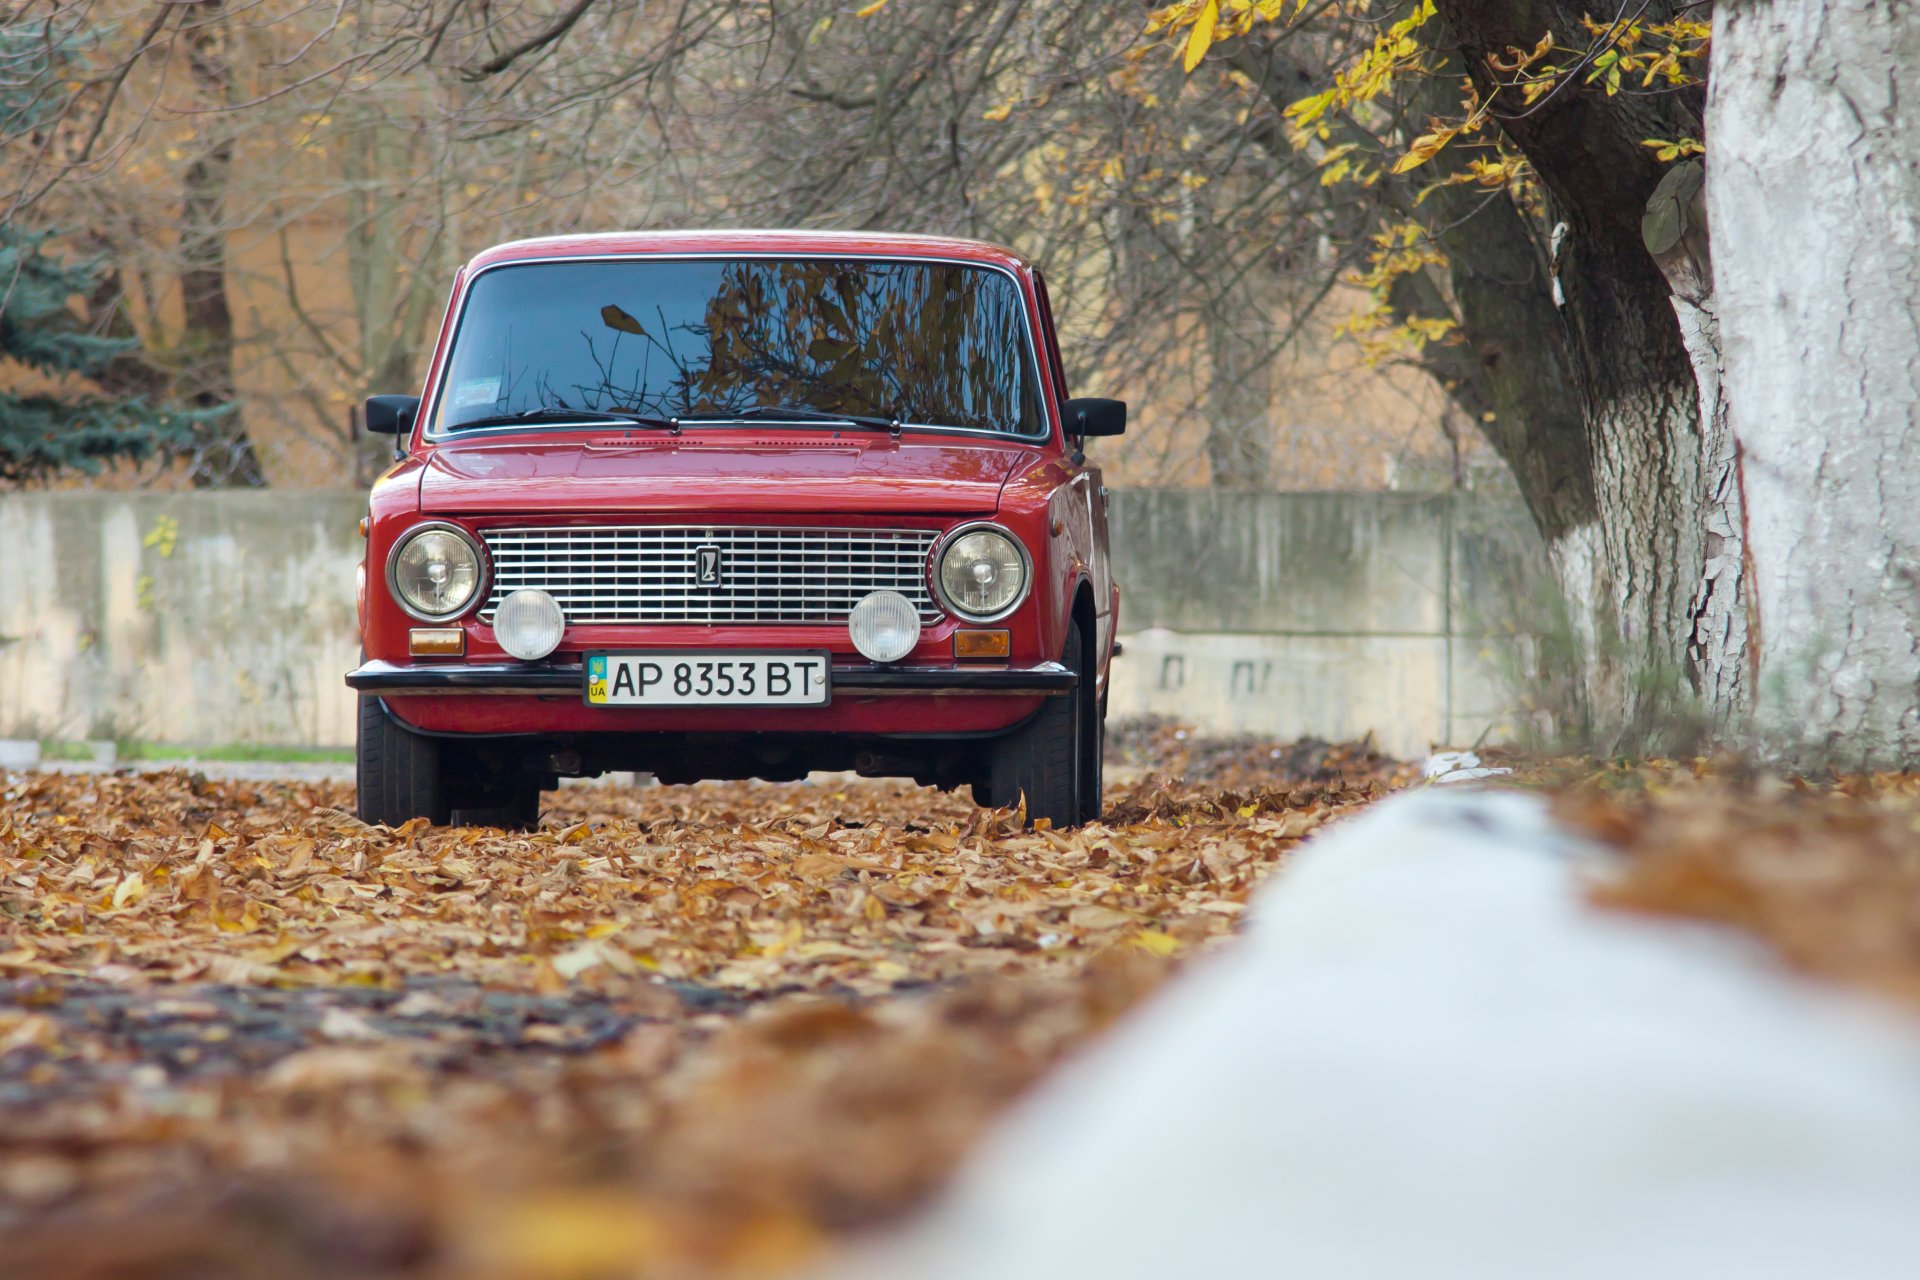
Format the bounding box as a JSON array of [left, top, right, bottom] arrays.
[[345, 659, 1076, 699]]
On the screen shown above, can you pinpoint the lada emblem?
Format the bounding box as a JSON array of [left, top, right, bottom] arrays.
[[694, 543, 724, 586]]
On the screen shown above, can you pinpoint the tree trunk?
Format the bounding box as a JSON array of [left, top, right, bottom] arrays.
[[1203, 304, 1274, 487], [180, 2, 265, 488], [1235, 32, 1628, 738], [1709, 0, 1920, 766], [81, 234, 172, 402], [1434, 0, 1723, 745], [1641, 160, 1750, 724], [1392, 57, 1624, 738]]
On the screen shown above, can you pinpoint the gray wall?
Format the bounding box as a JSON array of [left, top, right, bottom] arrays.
[[0, 493, 363, 749], [0, 490, 1547, 757], [1106, 491, 1548, 755]]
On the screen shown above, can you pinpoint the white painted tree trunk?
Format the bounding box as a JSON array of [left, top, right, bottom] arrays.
[[1673, 295, 1750, 721], [1710, 0, 1920, 766]]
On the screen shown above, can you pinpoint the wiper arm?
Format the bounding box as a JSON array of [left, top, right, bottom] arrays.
[[451, 407, 680, 431], [702, 404, 906, 436]]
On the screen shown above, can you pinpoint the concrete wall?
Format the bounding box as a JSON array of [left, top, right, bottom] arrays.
[[0, 490, 1548, 757], [0, 493, 364, 749], [1107, 491, 1548, 755]]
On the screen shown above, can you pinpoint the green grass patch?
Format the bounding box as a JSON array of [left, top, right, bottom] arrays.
[[40, 740, 353, 764]]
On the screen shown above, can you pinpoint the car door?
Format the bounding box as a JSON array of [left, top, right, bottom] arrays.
[[1034, 271, 1116, 675]]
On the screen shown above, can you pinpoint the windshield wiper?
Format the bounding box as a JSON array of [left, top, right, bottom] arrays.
[[451, 407, 680, 431], [692, 404, 907, 436]]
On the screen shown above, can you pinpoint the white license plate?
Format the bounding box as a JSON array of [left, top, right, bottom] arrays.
[[584, 651, 831, 707]]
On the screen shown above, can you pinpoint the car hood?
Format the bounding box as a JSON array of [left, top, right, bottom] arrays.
[[416, 434, 1025, 516]]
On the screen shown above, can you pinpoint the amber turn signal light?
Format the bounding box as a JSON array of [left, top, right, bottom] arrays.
[[408, 627, 465, 657], [954, 629, 1011, 660]]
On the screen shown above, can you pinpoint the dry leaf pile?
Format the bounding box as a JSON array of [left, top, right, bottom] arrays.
[[1552, 760, 1920, 1010], [1106, 716, 1400, 790], [0, 736, 1401, 1279]]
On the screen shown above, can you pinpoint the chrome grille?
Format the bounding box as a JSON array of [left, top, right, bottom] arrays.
[[479, 526, 941, 625]]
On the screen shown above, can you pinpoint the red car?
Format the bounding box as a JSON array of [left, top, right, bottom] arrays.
[[347, 231, 1123, 829]]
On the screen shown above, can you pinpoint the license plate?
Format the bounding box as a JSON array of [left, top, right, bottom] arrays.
[[584, 651, 831, 707]]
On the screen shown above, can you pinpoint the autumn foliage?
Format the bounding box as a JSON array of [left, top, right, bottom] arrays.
[[0, 742, 1400, 1278]]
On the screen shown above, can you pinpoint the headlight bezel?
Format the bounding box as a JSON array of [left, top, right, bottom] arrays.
[[930, 521, 1033, 624], [385, 522, 489, 623]]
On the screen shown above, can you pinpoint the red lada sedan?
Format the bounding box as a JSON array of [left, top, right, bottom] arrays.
[[347, 231, 1122, 829]]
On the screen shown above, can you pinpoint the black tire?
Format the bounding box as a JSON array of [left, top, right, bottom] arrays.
[[984, 624, 1089, 828], [356, 696, 450, 826], [1080, 678, 1106, 825], [452, 781, 543, 831]]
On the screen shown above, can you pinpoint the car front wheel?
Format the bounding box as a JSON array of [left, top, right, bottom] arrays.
[[356, 696, 450, 827], [981, 624, 1094, 828]]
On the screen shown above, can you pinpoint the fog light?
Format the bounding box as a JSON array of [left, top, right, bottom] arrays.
[[494, 588, 565, 661], [849, 590, 921, 664]]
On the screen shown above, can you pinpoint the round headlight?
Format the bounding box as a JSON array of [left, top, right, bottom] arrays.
[[936, 525, 1028, 621], [849, 590, 922, 663], [494, 588, 566, 661], [391, 526, 482, 620]]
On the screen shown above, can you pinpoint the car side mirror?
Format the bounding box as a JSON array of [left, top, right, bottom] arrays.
[[363, 394, 420, 436], [1065, 397, 1125, 438]]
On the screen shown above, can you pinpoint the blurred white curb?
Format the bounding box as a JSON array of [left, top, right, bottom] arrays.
[[830, 788, 1920, 1280]]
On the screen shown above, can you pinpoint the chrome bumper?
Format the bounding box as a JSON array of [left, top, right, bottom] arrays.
[[344, 659, 1076, 698]]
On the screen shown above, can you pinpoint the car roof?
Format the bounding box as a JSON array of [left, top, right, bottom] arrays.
[[464, 229, 1032, 274]]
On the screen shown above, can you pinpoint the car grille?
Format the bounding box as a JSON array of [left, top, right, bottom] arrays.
[[479, 526, 942, 625]]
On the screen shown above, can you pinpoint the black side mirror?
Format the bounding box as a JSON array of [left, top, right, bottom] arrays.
[[1065, 397, 1126, 437], [363, 394, 420, 436]]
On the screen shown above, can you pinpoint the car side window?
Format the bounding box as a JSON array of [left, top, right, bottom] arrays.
[[1033, 271, 1070, 408]]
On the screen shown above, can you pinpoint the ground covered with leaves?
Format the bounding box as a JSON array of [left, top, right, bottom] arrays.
[[0, 730, 1404, 1280], [1546, 758, 1920, 1011]]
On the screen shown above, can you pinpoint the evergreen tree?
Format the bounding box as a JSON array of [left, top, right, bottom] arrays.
[[1, 25, 199, 483], [0, 229, 197, 483]]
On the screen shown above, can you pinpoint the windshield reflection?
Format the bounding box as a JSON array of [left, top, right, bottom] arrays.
[[434, 258, 1042, 436]]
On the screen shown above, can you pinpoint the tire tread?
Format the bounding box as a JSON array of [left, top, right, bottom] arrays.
[[356, 696, 448, 826], [987, 626, 1086, 828]]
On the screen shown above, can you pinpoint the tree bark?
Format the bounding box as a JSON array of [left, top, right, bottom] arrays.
[[1641, 160, 1750, 723], [1236, 33, 1612, 735], [180, 1, 265, 488], [1709, 0, 1920, 766], [1432, 0, 1722, 742]]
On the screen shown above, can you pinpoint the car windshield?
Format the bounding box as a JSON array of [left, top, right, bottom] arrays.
[[432, 257, 1044, 436]]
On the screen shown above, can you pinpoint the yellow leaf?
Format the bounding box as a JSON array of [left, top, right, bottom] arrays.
[[111, 873, 146, 909], [483, 1191, 669, 1272], [855, 0, 889, 14], [1128, 929, 1183, 956], [1386, 0, 1436, 42], [761, 918, 805, 958], [982, 99, 1016, 122], [1182, 0, 1219, 73], [1391, 129, 1452, 174], [249, 934, 311, 965]]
